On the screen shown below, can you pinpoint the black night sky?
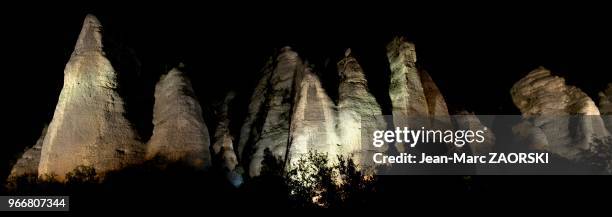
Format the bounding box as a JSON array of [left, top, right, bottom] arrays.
[[2, 1, 611, 194]]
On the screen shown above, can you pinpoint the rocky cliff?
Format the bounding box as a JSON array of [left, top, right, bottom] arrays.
[[18, 13, 612, 180], [454, 112, 495, 155], [38, 15, 144, 180], [239, 47, 305, 176], [599, 84, 612, 133], [239, 46, 351, 176], [386, 36, 452, 152], [8, 126, 47, 180], [387, 37, 430, 118], [212, 92, 239, 171], [239, 39, 460, 176], [511, 67, 609, 159], [288, 66, 340, 168], [337, 49, 386, 167], [147, 67, 211, 168]]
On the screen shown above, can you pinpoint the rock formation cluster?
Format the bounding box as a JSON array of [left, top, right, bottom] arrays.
[[238, 39, 460, 176], [238, 47, 341, 176], [511, 67, 609, 160], [9, 15, 212, 182], [10, 14, 611, 182]]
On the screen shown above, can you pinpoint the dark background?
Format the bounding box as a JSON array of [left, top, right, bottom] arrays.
[[2, 1, 611, 189]]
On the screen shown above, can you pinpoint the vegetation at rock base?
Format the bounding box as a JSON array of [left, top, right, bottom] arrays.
[[261, 149, 378, 208], [3, 150, 378, 209], [5, 142, 612, 210]]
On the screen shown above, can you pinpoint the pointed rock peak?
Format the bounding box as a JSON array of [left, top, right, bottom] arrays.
[[148, 66, 210, 168], [337, 49, 367, 85], [164, 66, 186, 78], [73, 14, 104, 56], [281, 46, 292, 52], [525, 66, 552, 77], [278, 46, 298, 61], [512, 67, 566, 99], [387, 36, 417, 63], [344, 48, 352, 57], [418, 69, 450, 117]]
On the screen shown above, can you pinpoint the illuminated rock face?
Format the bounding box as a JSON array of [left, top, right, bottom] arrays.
[[239, 47, 304, 177], [386, 37, 451, 152], [239, 47, 343, 176], [9, 126, 47, 180], [337, 49, 386, 167], [387, 37, 429, 117], [419, 70, 451, 124], [599, 84, 612, 132], [454, 112, 495, 155], [38, 15, 144, 180], [147, 67, 211, 168], [288, 67, 339, 168], [212, 92, 239, 171], [511, 67, 609, 159]]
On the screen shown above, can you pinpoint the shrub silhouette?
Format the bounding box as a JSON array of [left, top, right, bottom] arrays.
[[4, 148, 378, 209], [251, 148, 377, 208], [65, 165, 98, 184]]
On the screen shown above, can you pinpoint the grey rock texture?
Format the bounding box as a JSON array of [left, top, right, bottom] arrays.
[[511, 67, 609, 159], [288, 66, 340, 168], [212, 92, 239, 171], [454, 112, 495, 155], [239, 47, 304, 177], [387, 37, 429, 118], [38, 15, 144, 181], [419, 70, 451, 126], [599, 84, 612, 132], [240, 47, 354, 176], [386, 37, 451, 152], [337, 49, 386, 167], [147, 67, 211, 169], [9, 126, 48, 180]]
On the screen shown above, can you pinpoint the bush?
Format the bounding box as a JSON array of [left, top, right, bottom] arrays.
[[65, 165, 98, 184], [256, 148, 377, 208]]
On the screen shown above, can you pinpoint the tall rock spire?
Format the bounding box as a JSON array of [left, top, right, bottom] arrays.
[[212, 91, 239, 171], [386, 37, 451, 152], [38, 14, 144, 181], [239, 47, 303, 177], [387, 37, 430, 117], [288, 66, 339, 168], [418, 70, 450, 119], [239, 47, 344, 176], [147, 67, 211, 168], [337, 49, 386, 167], [72, 14, 104, 56]]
